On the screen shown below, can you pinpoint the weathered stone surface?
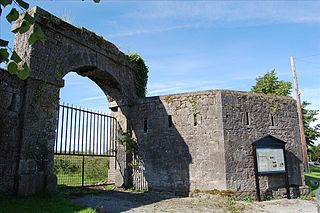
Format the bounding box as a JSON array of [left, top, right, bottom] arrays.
[[18, 175, 36, 196], [0, 69, 25, 195], [131, 91, 226, 192], [1, 6, 136, 196], [130, 90, 306, 196], [221, 90, 304, 194]]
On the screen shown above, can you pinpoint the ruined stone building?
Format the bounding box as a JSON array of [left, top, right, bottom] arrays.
[[0, 7, 307, 197], [127, 90, 307, 196]]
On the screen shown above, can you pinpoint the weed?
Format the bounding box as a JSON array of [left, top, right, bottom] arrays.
[[205, 189, 236, 196], [236, 195, 255, 202], [225, 196, 245, 213]]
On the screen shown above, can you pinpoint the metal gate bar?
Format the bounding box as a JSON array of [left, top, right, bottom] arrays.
[[54, 104, 118, 156], [54, 104, 119, 188]]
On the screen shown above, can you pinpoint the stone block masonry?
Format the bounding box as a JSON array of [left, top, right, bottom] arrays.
[[131, 91, 226, 192], [130, 90, 306, 196], [0, 69, 24, 195], [221, 90, 304, 194]]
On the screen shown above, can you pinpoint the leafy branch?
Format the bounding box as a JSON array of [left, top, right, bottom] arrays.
[[0, 0, 100, 80]]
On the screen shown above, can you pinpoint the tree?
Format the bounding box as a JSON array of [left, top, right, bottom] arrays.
[[0, 0, 100, 79], [251, 70, 320, 146], [302, 101, 320, 146], [251, 70, 292, 96], [308, 145, 320, 161]]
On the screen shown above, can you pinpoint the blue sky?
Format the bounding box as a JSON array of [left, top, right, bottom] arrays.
[[1, 1, 319, 121]]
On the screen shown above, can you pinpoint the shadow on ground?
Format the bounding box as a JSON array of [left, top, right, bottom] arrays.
[[69, 189, 179, 213], [68, 188, 318, 213]]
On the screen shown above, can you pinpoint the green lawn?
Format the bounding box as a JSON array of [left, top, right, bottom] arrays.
[[305, 164, 320, 192], [0, 194, 97, 213], [54, 155, 109, 187]]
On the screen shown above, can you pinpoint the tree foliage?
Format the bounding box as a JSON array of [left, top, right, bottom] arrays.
[[302, 101, 320, 146], [0, 0, 100, 79], [308, 145, 320, 161], [251, 70, 292, 96], [251, 70, 320, 146]]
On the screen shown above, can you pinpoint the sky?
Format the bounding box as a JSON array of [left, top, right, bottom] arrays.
[[1, 1, 319, 125]]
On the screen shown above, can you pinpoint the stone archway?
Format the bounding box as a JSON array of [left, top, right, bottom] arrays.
[[11, 7, 137, 195]]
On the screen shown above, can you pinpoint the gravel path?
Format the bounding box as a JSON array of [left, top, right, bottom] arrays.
[[70, 190, 317, 213]]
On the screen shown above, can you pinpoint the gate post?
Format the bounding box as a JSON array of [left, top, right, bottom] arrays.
[[109, 101, 133, 188], [14, 78, 63, 196]]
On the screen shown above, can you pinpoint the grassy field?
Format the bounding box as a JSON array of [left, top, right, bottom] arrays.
[[0, 193, 97, 213], [54, 155, 109, 187]]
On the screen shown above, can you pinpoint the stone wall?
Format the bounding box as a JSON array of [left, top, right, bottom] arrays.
[[130, 90, 305, 195], [0, 69, 24, 195], [131, 91, 227, 192], [0, 68, 61, 196], [221, 90, 304, 194]]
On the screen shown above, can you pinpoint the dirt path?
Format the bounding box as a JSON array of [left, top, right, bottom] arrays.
[[70, 190, 317, 213]]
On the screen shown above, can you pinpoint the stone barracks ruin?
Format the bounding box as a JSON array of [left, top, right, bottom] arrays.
[[0, 7, 308, 198]]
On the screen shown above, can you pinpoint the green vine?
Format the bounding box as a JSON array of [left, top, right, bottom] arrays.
[[128, 53, 149, 97], [118, 131, 137, 154], [191, 95, 199, 115], [273, 97, 281, 115]]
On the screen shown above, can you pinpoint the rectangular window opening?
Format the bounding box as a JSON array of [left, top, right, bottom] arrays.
[[245, 112, 250, 125], [168, 115, 173, 128], [270, 114, 274, 126], [144, 119, 148, 132], [193, 114, 197, 126]]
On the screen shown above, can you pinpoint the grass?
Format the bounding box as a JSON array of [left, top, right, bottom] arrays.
[[304, 164, 320, 199], [54, 155, 109, 187], [0, 154, 113, 213], [0, 193, 97, 213], [0, 155, 113, 213], [305, 164, 320, 191], [225, 196, 245, 213], [60, 184, 115, 197]]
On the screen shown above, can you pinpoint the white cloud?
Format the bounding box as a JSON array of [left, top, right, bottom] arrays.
[[108, 23, 197, 38], [147, 79, 229, 96], [107, 2, 320, 38], [127, 2, 320, 24]]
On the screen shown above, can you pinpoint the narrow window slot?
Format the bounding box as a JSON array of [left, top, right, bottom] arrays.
[[245, 112, 250, 125], [270, 114, 274, 126], [168, 115, 173, 128], [144, 119, 148, 132], [193, 114, 197, 126]]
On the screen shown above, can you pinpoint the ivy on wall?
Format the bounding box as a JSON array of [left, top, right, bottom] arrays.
[[118, 131, 137, 154], [128, 53, 149, 97]]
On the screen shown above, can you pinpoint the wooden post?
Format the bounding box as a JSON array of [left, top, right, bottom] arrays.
[[290, 56, 309, 171]]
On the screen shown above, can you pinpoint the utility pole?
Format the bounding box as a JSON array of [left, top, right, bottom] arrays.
[[290, 56, 309, 172]]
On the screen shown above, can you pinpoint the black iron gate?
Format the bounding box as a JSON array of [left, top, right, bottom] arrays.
[[54, 104, 119, 188]]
